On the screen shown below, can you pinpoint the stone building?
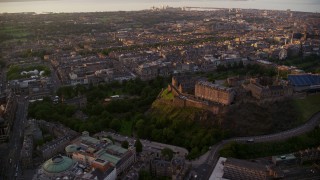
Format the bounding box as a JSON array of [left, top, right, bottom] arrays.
[[68, 131, 136, 176], [36, 120, 79, 159], [136, 62, 173, 80], [150, 157, 187, 180], [0, 91, 17, 143], [21, 135, 34, 169], [170, 76, 200, 94], [8, 78, 52, 98], [245, 78, 293, 100], [195, 81, 235, 105], [38, 136, 74, 160], [295, 146, 320, 164]]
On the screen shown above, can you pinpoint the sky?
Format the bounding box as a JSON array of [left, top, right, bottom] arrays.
[[0, 0, 319, 13]]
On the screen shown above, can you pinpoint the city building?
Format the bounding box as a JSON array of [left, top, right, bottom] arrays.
[[68, 131, 136, 176], [38, 136, 74, 160], [150, 157, 187, 179], [223, 158, 271, 180], [76, 166, 116, 180], [0, 91, 17, 143], [36, 120, 79, 159], [295, 146, 320, 164], [20, 135, 34, 169], [136, 61, 173, 80], [8, 78, 52, 99], [151, 159, 172, 178], [33, 155, 79, 180], [272, 154, 297, 166], [34, 131, 131, 180]]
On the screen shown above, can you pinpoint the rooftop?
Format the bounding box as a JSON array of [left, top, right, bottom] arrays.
[[225, 158, 268, 172], [42, 155, 76, 174]]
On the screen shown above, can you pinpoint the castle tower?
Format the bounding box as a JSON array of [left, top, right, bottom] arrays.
[[172, 76, 178, 87]]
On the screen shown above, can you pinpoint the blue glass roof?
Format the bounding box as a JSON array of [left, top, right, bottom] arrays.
[[288, 74, 320, 86]]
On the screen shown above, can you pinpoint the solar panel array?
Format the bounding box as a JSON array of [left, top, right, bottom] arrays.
[[288, 74, 320, 86]]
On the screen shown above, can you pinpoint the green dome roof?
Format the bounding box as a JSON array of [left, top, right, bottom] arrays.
[[65, 144, 79, 153], [43, 155, 75, 174]]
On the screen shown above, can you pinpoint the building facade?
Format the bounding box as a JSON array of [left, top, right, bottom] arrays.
[[195, 81, 235, 105], [0, 91, 17, 143], [245, 78, 293, 100], [68, 131, 136, 176], [171, 76, 200, 94], [223, 158, 268, 180]]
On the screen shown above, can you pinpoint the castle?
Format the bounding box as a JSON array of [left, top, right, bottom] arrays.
[[166, 75, 294, 114], [244, 78, 293, 100], [195, 81, 235, 106], [167, 76, 235, 114]]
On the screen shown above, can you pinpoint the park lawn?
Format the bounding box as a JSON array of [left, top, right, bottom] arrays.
[[7, 65, 51, 80], [292, 94, 320, 123], [119, 120, 133, 136], [0, 26, 30, 38]]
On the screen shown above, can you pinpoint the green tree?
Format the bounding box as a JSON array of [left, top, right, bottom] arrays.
[[121, 140, 129, 149], [161, 147, 174, 161], [106, 135, 114, 144], [110, 119, 121, 131], [139, 170, 153, 180], [135, 138, 143, 153], [0, 60, 6, 69]]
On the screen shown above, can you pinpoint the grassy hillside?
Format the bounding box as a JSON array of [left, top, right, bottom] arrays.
[[138, 100, 229, 159], [221, 100, 300, 136], [219, 94, 320, 159], [292, 94, 320, 123], [143, 93, 320, 159]]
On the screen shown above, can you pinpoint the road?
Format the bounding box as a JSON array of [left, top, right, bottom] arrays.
[[189, 111, 320, 180], [6, 97, 28, 180]]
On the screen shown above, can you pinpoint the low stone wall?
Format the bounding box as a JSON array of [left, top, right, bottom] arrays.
[[157, 96, 221, 114]]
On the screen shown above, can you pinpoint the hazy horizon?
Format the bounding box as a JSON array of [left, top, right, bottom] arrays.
[[0, 0, 319, 13]]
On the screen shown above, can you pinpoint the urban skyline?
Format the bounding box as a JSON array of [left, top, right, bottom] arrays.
[[0, 0, 320, 13]]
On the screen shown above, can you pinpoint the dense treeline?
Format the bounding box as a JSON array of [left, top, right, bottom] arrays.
[[207, 62, 276, 82], [18, 49, 53, 59], [283, 55, 320, 73], [29, 77, 169, 135]]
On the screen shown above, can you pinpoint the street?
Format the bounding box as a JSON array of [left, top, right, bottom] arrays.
[[5, 97, 28, 180], [189, 111, 320, 180]]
